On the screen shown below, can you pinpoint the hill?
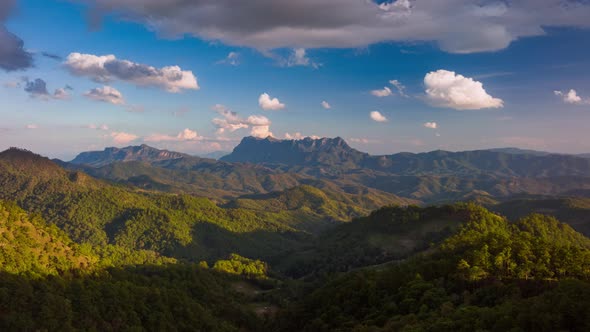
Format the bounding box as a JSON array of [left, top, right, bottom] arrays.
[[0, 201, 265, 331], [0, 148, 310, 263], [272, 204, 590, 331], [493, 197, 590, 236], [278, 204, 469, 277], [64, 158, 306, 200], [0, 200, 95, 275], [225, 184, 417, 233]]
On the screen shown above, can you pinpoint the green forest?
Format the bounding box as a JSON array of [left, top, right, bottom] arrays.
[[1, 147, 590, 331]]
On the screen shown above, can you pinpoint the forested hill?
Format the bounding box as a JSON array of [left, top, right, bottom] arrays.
[[222, 136, 590, 177], [272, 204, 590, 331], [0, 147, 310, 262], [0, 201, 264, 331]]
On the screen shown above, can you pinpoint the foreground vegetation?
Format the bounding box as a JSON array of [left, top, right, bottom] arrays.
[[272, 205, 590, 331]]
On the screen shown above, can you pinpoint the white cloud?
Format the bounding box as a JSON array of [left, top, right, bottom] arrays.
[[217, 51, 240, 66], [284, 132, 321, 140], [371, 86, 392, 97], [84, 86, 125, 105], [82, 0, 590, 54], [65, 53, 199, 93], [250, 125, 273, 138], [212, 104, 250, 133], [211, 104, 273, 137], [554, 89, 589, 105], [144, 128, 203, 142], [259, 93, 285, 111], [110, 131, 138, 145], [286, 48, 319, 68], [389, 80, 408, 97], [246, 115, 271, 126], [25, 124, 38, 129], [424, 122, 437, 129], [372, 80, 408, 98], [321, 101, 331, 109], [370, 111, 388, 122], [424, 70, 503, 110]]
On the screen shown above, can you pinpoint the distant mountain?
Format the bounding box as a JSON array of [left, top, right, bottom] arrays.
[[198, 151, 230, 160], [70, 144, 191, 167], [222, 136, 590, 178], [221, 136, 367, 170], [487, 147, 554, 156]]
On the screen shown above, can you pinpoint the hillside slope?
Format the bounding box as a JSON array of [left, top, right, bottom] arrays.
[[0, 148, 309, 262], [273, 205, 590, 331]]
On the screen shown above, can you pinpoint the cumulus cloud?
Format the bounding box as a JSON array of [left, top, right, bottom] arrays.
[[110, 131, 138, 145], [145, 128, 203, 142], [424, 70, 503, 110], [0, 1, 33, 71], [250, 125, 273, 138], [211, 104, 273, 138], [64, 53, 199, 92], [424, 122, 438, 129], [84, 86, 125, 105], [284, 132, 321, 140], [259, 93, 285, 111], [371, 86, 392, 98], [216, 51, 240, 66], [321, 101, 331, 109], [554, 89, 589, 105], [370, 111, 388, 122], [78, 0, 590, 54]]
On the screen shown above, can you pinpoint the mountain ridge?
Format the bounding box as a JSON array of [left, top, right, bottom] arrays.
[[70, 144, 195, 167], [221, 136, 590, 177]]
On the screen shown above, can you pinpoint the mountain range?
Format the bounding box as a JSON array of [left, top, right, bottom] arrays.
[[60, 137, 590, 206], [222, 136, 590, 177], [3, 140, 590, 331]]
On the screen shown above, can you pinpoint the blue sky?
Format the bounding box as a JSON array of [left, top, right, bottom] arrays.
[[1, 0, 590, 160]]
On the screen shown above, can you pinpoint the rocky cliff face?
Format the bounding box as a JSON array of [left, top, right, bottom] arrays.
[[220, 136, 368, 168]]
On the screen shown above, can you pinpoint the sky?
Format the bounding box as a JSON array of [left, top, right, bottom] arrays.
[[1, 0, 590, 160]]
